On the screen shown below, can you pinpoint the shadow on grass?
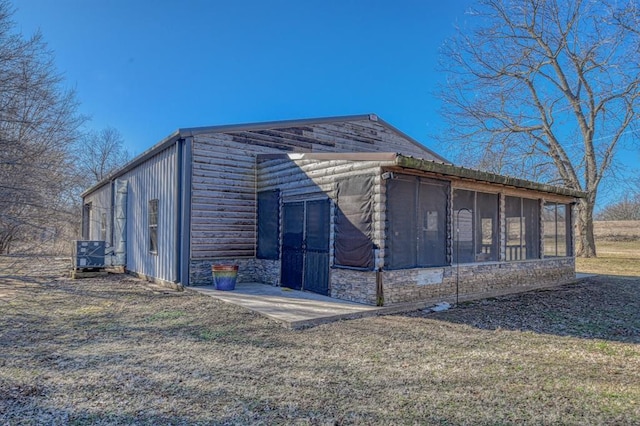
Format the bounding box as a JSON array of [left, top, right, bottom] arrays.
[[411, 276, 640, 344], [1, 406, 205, 426]]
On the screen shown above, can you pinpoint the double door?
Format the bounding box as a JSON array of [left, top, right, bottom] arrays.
[[281, 199, 330, 295]]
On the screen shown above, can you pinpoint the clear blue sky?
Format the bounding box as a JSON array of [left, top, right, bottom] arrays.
[[10, 0, 636, 208], [12, 0, 472, 157]]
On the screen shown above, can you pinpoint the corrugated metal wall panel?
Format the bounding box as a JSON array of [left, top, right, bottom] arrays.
[[119, 144, 178, 282]]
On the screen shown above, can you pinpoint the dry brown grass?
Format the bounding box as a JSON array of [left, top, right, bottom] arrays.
[[576, 239, 640, 277], [577, 221, 640, 276], [1, 256, 640, 425]]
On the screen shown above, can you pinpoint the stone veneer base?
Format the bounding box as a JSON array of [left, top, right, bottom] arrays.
[[190, 256, 575, 308], [331, 258, 575, 306], [189, 258, 280, 286]]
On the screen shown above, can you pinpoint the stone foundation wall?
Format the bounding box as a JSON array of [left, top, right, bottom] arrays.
[[382, 258, 575, 305], [327, 258, 574, 306], [189, 258, 279, 286], [330, 268, 378, 305], [252, 259, 281, 286]]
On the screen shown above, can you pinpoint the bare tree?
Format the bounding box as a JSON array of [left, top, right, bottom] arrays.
[[76, 126, 131, 186], [596, 196, 640, 221], [438, 0, 640, 257], [0, 0, 84, 254], [596, 177, 640, 220]]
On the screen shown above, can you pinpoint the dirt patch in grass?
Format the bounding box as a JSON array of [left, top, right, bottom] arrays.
[[1, 256, 640, 425]]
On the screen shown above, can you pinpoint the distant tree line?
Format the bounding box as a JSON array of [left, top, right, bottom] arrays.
[[0, 0, 129, 255], [596, 180, 640, 221]]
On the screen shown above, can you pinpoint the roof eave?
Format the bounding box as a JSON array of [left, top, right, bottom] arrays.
[[394, 155, 587, 198], [80, 114, 450, 198], [177, 114, 375, 137], [81, 130, 182, 198], [372, 116, 450, 164]]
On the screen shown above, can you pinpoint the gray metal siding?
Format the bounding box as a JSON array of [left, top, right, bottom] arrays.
[[190, 118, 436, 260], [119, 144, 179, 282], [83, 183, 112, 244]]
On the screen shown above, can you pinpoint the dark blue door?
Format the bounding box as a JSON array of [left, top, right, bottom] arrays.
[[281, 199, 330, 295], [281, 202, 304, 290], [303, 199, 330, 295]]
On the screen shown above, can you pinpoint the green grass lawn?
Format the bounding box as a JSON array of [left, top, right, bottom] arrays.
[[1, 253, 639, 425]]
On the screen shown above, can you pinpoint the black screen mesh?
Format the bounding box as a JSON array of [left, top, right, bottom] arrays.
[[453, 189, 474, 263], [387, 175, 449, 269], [257, 190, 280, 259], [335, 175, 374, 269], [453, 189, 498, 263], [523, 197, 540, 259]]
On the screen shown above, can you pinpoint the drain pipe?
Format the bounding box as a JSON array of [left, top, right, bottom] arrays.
[[455, 208, 472, 306]]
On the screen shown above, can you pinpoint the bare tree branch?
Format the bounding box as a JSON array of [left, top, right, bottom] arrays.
[[75, 126, 131, 186], [0, 0, 85, 255], [438, 0, 640, 257]]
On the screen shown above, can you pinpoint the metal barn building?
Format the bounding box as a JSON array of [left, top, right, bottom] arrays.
[[81, 114, 583, 305]]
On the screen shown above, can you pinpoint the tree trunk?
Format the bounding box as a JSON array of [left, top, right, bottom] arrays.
[[575, 197, 597, 258]]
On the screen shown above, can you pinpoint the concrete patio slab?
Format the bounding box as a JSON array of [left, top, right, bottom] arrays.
[[192, 274, 593, 329], [191, 283, 387, 329]]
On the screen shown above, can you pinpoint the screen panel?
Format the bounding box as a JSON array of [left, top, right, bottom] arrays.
[[257, 190, 280, 259], [417, 179, 449, 267], [386, 177, 418, 269], [335, 176, 374, 268]]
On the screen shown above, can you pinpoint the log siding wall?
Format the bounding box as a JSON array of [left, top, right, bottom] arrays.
[[190, 118, 438, 261], [253, 158, 390, 295]]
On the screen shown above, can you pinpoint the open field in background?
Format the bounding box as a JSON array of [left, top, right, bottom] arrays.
[[577, 220, 640, 276], [593, 220, 640, 241], [1, 255, 640, 425], [576, 239, 640, 276]]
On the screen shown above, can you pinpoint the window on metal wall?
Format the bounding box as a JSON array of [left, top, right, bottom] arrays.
[[257, 190, 280, 260], [453, 189, 499, 263], [543, 202, 572, 257], [386, 175, 449, 269], [505, 196, 540, 260], [149, 199, 158, 254], [100, 212, 107, 242]]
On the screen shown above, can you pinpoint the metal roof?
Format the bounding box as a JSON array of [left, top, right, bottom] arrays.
[[393, 155, 586, 198], [81, 113, 447, 197], [256, 152, 586, 198]]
